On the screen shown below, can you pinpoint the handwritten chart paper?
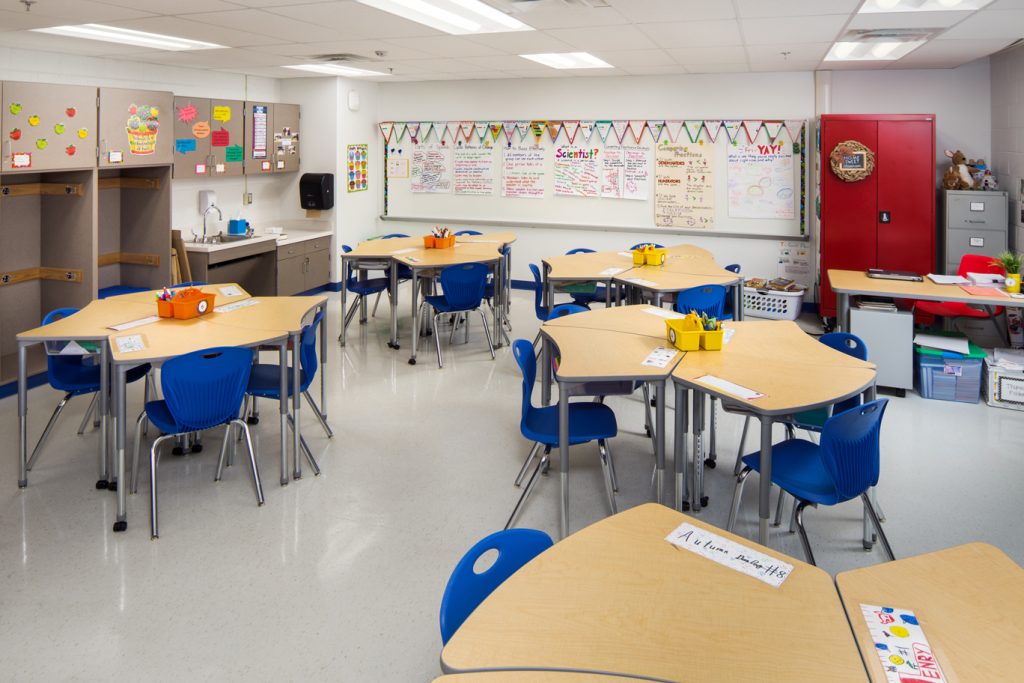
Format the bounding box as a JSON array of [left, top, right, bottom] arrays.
[[727, 142, 795, 219], [602, 146, 649, 200], [655, 142, 714, 229], [665, 522, 792, 588], [411, 143, 452, 194], [553, 146, 599, 197], [502, 146, 545, 199], [453, 145, 495, 195], [860, 605, 948, 683]]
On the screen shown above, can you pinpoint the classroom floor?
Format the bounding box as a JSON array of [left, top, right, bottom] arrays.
[[1, 289, 1021, 681]]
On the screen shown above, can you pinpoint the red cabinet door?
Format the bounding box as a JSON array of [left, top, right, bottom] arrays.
[[876, 120, 935, 274], [819, 117, 878, 318]]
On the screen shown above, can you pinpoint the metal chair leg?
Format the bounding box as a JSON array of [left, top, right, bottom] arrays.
[[235, 420, 265, 505], [861, 492, 895, 561], [372, 291, 383, 317], [478, 309, 495, 360], [432, 311, 444, 368], [149, 434, 174, 539], [77, 392, 99, 435], [27, 392, 73, 471], [598, 439, 617, 514], [607, 438, 619, 492], [216, 423, 232, 481], [773, 487, 787, 527], [286, 414, 321, 476], [514, 442, 542, 487], [130, 411, 148, 494], [734, 416, 750, 476], [794, 500, 817, 566], [302, 391, 334, 438], [727, 467, 752, 532], [505, 452, 549, 530], [707, 397, 717, 467]]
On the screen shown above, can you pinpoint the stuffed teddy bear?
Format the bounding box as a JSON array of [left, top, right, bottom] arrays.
[[943, 150, 977, 190], [980, 169, 998, 190]]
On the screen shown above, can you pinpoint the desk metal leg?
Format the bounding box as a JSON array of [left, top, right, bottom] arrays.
[[863, 382, 878, 548], [540, 337, 552, 406], [838, 292, 850, 332], [409, 270, 420, 365], [358, 269, 368, 323], [113, 365, 128, 532], [292, 331, 302, 480], [319, 305, 327, 419], [654, 379, 666, 504], [339, 256, 349, 346], [388, 261, 400, 349], [98, 341, 110, 488], [733, 282, 743, 321], [558, 381, 569, 540], [690, 391, 705, 512], [673, 384, 689, 511], [17, 342, 28, 488], [758, 416, 773, 546], [492, 259, 502, 348], [279, 340, 289, 486], [615, 283, 622, 306], [605, 282, 612, 307]]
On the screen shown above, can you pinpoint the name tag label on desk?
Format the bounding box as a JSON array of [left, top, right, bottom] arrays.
[[108, 316, 160, 331], [625, 277, 658, 287], [860, 604, 948, 683], [641, 307, 683, 319], [697, 374, 763, 400], [641, 346, 677, 368], [599, 267, 626, 276], [390, 248, 418, 255], [214, 299, 260, 314], [115, 334, 145, 354], [665, 522, 792, 588], [218, 285, 244, 297]]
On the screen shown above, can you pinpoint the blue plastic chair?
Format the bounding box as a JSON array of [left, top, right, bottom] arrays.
[[27, 308, 150, 476], [727, 399, 894, 566], [562, 248, 611, 307], [244, 310, 331, 474], [170, 281, 208, 288], [419, 263, 495, 368], [130, 347, 264, 538], [629, 242, 664, 250], [340, 244, 391, 341], [505, 339, 618, 529], [440, 528, 553, 643], [674, 284, 730, 319], [722, 264, 741, 317], [454, 230, 482, 236], [380, 233, 414, 284]]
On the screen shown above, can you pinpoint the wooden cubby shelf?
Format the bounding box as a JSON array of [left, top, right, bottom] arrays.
[[0, 182, 84, 197], [0, 267, 84, 286], [98, 177, 162, 191], [98, 252, 160, 267]]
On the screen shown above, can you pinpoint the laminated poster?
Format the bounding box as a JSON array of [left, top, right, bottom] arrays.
[[347, 144, 368, 192], [502, 146, 545, 199], [860, 604, 948, 683], [655, 142, 714, 229], [553, 146, 599, 198], [453, 145, 495, 196], [411, 143, 452, 194], [602, 146, 649, 201], [251, 105, 267, 160], [727, 142, 795, 219]]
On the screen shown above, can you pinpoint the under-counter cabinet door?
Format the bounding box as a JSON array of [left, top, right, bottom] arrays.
[[172, 96, 212, 178], [243, 101, 275, 176], [272, 103, 299, 173], [209, 99, 244, 177], [98, 88, 173, 167], [277, 253, 306, 296], [305, 247, 330, 290], [2, 82, 97, 172]]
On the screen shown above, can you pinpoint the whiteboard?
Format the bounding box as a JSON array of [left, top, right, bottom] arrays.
[[382, 121, 806, 238]]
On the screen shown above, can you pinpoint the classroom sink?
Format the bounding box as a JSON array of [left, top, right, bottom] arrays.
[[192, 232, 253, 244]]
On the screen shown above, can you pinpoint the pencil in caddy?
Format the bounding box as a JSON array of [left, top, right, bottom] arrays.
[[156, 287, 215, 320], [666, 312, 723, 351], [423, 225, 456, 249], [632, 243, 666, 266]]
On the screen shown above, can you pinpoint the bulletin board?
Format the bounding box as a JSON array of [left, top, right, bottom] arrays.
[[378, 119, 807, 239]]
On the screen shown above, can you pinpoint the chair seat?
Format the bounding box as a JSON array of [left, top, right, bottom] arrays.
[[523, 402, 617, 446], [247, 363, 310, 398], [143, 399, 179, 435], [347, 277, 389, 296], [915, 300, 1002, 319], [50, 359, 149, 394], [741, 439, 843, 506], [424, 294, 476, 314]]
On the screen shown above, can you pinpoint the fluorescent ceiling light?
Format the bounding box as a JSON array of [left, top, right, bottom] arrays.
[[825, 40, 925, 61], [31, 24, 223, 50], [859, 0, 992, 12], [520, 52, 613, 69], [355, 0, 531, 35], [283, 64, 391, 77]]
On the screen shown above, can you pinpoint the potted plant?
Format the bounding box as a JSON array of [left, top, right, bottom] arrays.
[[992, 251, 1023, 294]]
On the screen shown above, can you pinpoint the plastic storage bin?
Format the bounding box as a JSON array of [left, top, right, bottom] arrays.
[[914, 339, 985, 403], [742, 287, 804, 321]]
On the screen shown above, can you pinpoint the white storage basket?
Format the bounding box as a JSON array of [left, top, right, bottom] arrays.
[[742, 287, 804, 321]]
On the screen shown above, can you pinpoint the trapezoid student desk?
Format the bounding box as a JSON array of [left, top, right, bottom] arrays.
[[440, 504, 867, 682], [836, 542, 1024, 683]]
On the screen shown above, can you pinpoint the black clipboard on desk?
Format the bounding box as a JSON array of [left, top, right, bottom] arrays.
[[866, 268, 923, 282]]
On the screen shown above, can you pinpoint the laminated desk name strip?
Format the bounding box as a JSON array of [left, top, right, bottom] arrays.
[[860, 604, 947, 683], [390, 248, 418, 255], [665, 522, 793, 587], [625, 277, 658, 287], [599, 267, 625, 276], [115, 334, 145, 353], [108, 316, 160, 331], [214, 299, 261, 314], [218, 285, 244, 297], [641, 307, 683, 319], [697, 374, 763, 400], [641, 346, 677, 368]]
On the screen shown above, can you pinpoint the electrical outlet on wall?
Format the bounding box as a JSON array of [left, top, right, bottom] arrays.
[[244, 192, 253, 205]]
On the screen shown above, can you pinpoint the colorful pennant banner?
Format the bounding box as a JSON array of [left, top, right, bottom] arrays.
[[722, 120, 742, 144], [784, 119, 805, 142], [379, 122, 394, 143], [664, 120, 685, 143], [611, 120, 629, 144], [488, 121, 502, 142], [742, 120, 763, 143], [628, 119, 647, 143], [562, 120, 580, 144], [594, 120, 613, 142], [698, 119, 720, 142], [763, 121, 784, 141], [546, 120, 563, 142], [646, 120, 665, 142], [578, 120, 595, 142]]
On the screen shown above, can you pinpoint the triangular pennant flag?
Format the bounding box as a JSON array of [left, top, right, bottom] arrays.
[[647, 120, 665, 142], [516, 121, 532, 141], [628, 120, 647, 143], [457, 121, 475, 142], [474, 121, 489, 142], [742, 120, 763, 144], [594, 120, 613, 142], [723, 120, 742, 144], [664, 120, 685, 143], [784, 119, 805, 142], [434, 121, 450, 142], [562, 120, 580, 144], [578, 121, 596, 142], [489, 121, 502, 142], [407, 122, 422, 143], [611, 120, 629, 144], [530, 120, 546, 143], [502, 120, 517, 143], [393, 122, 407, 142], [683, 120, 705, 143], [379, 122, 394, 143], [703, 120, 723, 142], [546, 120, 562, 142], [763, 121, 784, 141]]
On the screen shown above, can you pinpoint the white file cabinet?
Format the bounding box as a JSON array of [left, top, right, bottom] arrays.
[[850, 307, 914, 391]]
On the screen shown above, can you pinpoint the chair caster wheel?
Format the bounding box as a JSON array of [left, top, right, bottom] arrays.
[[704, 459, 716, 469], [113, 521, 127, 532], [172, 446, 184, 455], [408, 358, 417, 365], [700, 496, 709, 507], [191, 444, 203, 453], [95, 479, 109, 490], [650, 398, 656, 407], [108, 480, 118, 492], [863, 542, 875, 551], [387, 341, 400, 349], [247, 416, 260, 425], [682, 501, 691, 511], [644, 426, 652, 437]]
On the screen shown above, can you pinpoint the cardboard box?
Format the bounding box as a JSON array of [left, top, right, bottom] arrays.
[[985, 350, 1024, 411]]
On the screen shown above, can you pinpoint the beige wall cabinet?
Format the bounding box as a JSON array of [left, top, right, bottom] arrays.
[[244, 101, 299, 176], [172, 97, 245, 179], [2, 81, 98, 173], [98, 87, 173, 168]]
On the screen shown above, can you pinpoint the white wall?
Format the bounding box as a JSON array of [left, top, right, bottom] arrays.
[[377, 72, 815, 286], [990, 43, 1024, 250]]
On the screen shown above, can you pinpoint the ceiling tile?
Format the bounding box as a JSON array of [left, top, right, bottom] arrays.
[[107, 16, 290, 47], [588, 49, 676, 68], [740, 14, 849, 45], [3, 0, 155, 23], [940, 9, 1024, 38], [394, 36, 507, 58], [637, 20, 744, 48], [895, 37, 1017, 65], [261, 2, 444, 39], [261, 40, 435, 61], [93, 0, 242, 12], [684, 63, 750, 73], [216, 0, 338, 6], [665, 45, 748, 64], [461, 54, 553, 71], [494, 3, 629, 30], [606, 0, 735, 22], [465, 31, 576, 54], [545, 25, 657, 51], [132, 48, 293, 68], [178, 9, 343, 42], [619, 64, 690, 76], [746, 42, 831, 62], [0, 29, 154, 54], [399, 57, 495, 73], [750, 60, 821, 72], [847, 10, 972, 29], [735, 0, 862, 19]]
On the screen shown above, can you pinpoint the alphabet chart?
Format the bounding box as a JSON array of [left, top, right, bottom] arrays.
[[860, 604, 948, 683]]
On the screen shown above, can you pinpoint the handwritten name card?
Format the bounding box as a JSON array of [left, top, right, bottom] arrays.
[[665, 522, 793, 588]]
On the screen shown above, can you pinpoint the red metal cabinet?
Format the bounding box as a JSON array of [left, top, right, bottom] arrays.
[[819, 114, 936, 320]]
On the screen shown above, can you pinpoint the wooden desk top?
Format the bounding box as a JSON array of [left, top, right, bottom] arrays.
[[455, 231, 517, 245], [543, 252, 634, 281], [544, 304, 678, 338], [435, 674, 649, 682], [204, 295, 327, 333], [395, 244, 503, 268], [441, 504, 866, 682], [837, 542, 1024, 683], [345, 236, 422, 257], [109, 317, 284, 364], [829, 269, 1020, 307], [108, 283, 250, 307], [615, 267, 738, 292], [542, 325, 681, 382], [17, 299, 158, 342]]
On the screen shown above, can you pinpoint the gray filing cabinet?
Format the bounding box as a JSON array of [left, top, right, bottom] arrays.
[[850, 307, 914, 391], [942, 190, 1008, 274]]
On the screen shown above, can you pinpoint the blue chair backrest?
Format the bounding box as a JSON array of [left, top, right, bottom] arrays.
[[819, 332, 868, 361], [528, 263, 546, 321], [565, 247, 595, 255], [170, 281, 208, 288], [161, 347, 252, 432], [299, 310, 325, 391], [629, 242, 664, 250], [512, 339, 537, 426], [42, 308, 86, 380], [455, 230, 482, 236], [440, 263, 488, 310], [381, 233, 409, 239], [819, 399, 888, 502], [546, 304, 588, 320], [725, 264, 741, 274], [675, 284, 727, 317], [341, 244, 356, 284], [440, 528, 553, 644]]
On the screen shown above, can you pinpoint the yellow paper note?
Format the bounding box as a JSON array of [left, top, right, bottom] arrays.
[[212, 106, 231, 123]]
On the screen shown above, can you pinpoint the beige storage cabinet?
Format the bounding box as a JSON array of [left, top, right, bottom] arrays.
[[2, 81, 97, 173], [244, 101, 299, 175], [98, 166, 172, 292], [942, 190, 1009, 274], [172, 96, 245, 179], [98, 87, 173, 168], [276, 237, 329, 295]]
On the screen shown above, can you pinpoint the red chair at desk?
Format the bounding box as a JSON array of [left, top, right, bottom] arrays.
[[914, 254, 1005, 334]]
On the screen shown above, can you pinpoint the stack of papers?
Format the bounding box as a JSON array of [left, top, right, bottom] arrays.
[[913, 333, 969, 355], [991, 348, 1024, 370], [967, 272, 1005, 285], [927, 273, 970, 285]]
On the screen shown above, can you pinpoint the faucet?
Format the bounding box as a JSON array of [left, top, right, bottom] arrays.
[[202, 204, 223, 242]]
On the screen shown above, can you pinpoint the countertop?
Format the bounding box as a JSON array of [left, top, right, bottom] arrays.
[[183, 229, 333, 254]]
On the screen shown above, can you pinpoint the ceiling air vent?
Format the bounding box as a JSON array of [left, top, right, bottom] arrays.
[[841, 28, 943, 42], [313, 53, 377, 63]]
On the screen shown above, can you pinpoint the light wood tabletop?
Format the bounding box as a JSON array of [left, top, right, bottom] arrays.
[[615, 267, 738, 293], [394, 244, 503, 268], [108, 317, 286, 364], [441, 503, 866, 683], [836, 542, 1024, 683], [543, 251, 634, 281], [455, 231, 517, 245], [434, 674, 651, 682], [203, 295, 327, 333], [829, 269, 1021, 307], [107, 282, 251, 307], [17, 299, 157, 342], [542, 325, 681, 382], [543, 304, 681, 338], [345, 236, 423, 257]]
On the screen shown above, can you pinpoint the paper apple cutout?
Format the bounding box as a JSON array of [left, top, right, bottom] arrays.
[[65, 145, 76, 156], [66, 107, 77, 118], [28, 115, 40, 126], [54, 123, 65, 134], [9, 103, 22, 115], [77, 128, 88, 139], [9, 128, 21, 141], [35, 138, 48, 150]]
